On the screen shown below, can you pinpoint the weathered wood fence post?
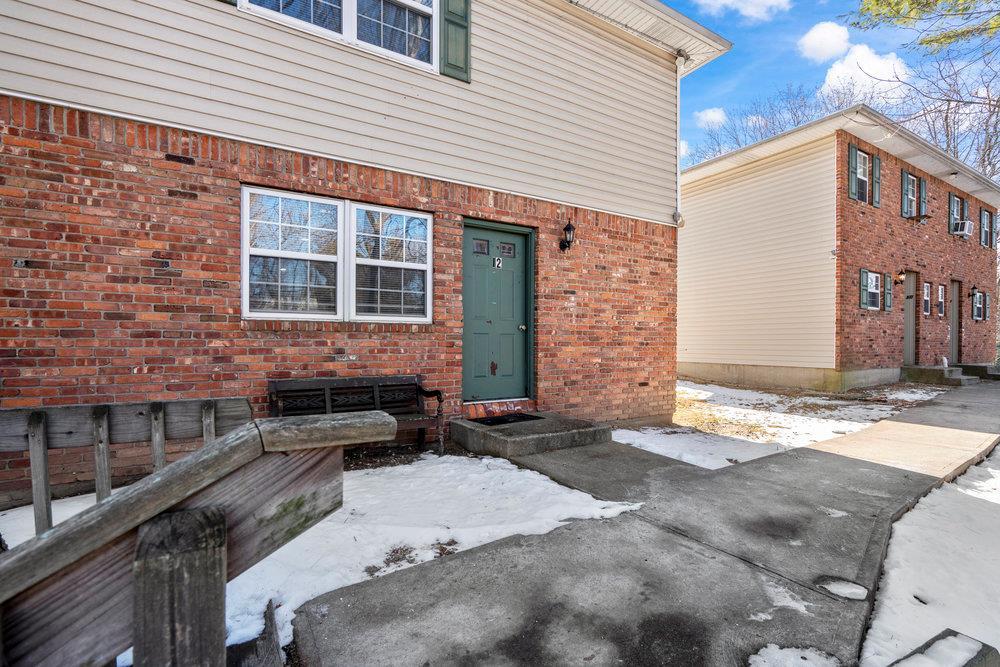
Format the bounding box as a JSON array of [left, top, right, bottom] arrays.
[[133, 508, 227, 667]]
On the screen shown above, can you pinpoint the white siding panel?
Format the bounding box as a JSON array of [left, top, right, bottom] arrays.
[[0, 0, 678, 223], [678, 138, 838, 368]]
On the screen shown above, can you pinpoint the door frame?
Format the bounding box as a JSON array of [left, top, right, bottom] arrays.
[[903, 271, 917, 366], [461, 218, 536, 400], [949, 280, 962, 364]]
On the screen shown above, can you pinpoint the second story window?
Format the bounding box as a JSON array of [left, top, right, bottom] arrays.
[[949, 193, 970, 236], [982, 209, 994, 247], [241, 0, 436, 68], [856, 151, 870, 203]]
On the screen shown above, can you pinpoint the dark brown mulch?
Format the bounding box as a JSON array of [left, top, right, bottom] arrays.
[[343, 440, 471, 471]]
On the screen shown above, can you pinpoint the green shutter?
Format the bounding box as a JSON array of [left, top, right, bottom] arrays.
[[919, 178, 927, 216], [440, 0, 472, 83], [860, 269, 868, 309], [972, 290, 978, 319], [993, 211, 998, 247], [982, 210, 990, 246], [872, 155, 881, 207], [900, 170, 909, 217], [848, 144, 858, 200], [884, 273, 892, 311], [988, 293, 992, 320]]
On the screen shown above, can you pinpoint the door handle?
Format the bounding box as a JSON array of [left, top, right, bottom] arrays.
[[518, 325, 527, 331]]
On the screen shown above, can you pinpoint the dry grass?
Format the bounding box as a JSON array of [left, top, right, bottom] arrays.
[[672, 396, 774, 441]]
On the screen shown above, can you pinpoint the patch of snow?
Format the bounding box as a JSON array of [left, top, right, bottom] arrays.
[[818, 506, 850, 518], [749, 644, 841, 666], [618, 381, 932, 470], [894, 634, 983, 667], [749, 612, 773, 622], [612, 426, 786, 470], [820, 580, 868, 600], [0, 454, 638, 652], [861, 446, 1000, 666], [762, 580, 813, 615]]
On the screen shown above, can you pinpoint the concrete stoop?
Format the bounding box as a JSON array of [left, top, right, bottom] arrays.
[[450, 411, 610, 458], [890, 629, 1000, 667], [902, 365, 980, 386], [959, 363, 1000, 381]]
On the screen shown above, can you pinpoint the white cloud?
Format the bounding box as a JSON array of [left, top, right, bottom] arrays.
[[679, 139, 690, 159], [694, 107, 728, 129], [821, 44, 910, 98], [798, 22, 851, 63], [692, 0, 791, 21]]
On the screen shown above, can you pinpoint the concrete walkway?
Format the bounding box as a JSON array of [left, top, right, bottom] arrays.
[[293, 383, 1000, 666]]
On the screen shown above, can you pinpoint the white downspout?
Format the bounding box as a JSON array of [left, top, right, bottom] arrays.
[[673, 49, 689, 227]]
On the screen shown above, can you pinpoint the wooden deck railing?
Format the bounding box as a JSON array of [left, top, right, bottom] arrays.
[[0, 398, 253, 532], [0, 410, 396, 666]]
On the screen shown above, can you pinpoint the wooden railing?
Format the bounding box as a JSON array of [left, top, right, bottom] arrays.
[[0, 411, 396, 666], [0, 398, 253, 533]]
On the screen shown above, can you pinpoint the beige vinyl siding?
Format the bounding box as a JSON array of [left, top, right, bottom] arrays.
[[0, 0, 678, 223], [678, 137, 837, 368]]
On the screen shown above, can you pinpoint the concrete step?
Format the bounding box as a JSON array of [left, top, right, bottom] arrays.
[[890, 629, 999, 666], [902, 366, 980, 386], [959, 363, 1000, 381], [450, 411, 610, 459]]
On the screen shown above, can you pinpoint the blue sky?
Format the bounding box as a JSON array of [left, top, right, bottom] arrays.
[[671, 0, 914, 162]]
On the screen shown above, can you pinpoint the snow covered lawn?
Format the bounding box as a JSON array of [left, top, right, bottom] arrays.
[[861, 445, 1000, 666], [613, 381, 947, 469], [0, 454, 637, 651]]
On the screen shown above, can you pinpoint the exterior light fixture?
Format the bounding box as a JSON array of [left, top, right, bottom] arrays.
[[895, 270, 906, 285], [559, 221, 576, 252], [970, 286, 978, 297]]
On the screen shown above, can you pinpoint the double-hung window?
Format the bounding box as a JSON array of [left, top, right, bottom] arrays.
[[856, 151, 870, 204], [902, 172, 917, 217], [973, 291, 985, 321], [860, 269, 881, 310], [922, 282, 931, 316], [937, 285, 945, 317], [242, 187, 432, 322], [240, 0, 436, 69], [982, 209, 994, 247]]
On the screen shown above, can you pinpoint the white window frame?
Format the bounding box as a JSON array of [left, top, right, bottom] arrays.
[[974, 291, 985, 321], [904, 173, 917, 217], [922, 282, 931, 316], [864, 270, 881, 310], [237, 0, 439, 74], [240, 187, 433, 323], [982, 209, 992, 246], [856, 151, 870, 204], [937, 285, 945, 316], [950, 195, 964, 233], [347, 201, 434, 324]]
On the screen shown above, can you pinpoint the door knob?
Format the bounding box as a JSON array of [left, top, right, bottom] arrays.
[[518, 325, 527, 331]]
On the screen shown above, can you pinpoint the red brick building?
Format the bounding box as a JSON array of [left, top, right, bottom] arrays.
[[0, 0, 730, 503], [679, 106, 999, 391]]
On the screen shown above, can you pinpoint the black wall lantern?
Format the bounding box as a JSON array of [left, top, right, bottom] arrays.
[[559, 221, 576, 252], [894, 270, 906, 285]]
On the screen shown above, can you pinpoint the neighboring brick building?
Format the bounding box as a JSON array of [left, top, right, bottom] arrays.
[[679, 105, 1000, 391], [0, 0, 730, 504]]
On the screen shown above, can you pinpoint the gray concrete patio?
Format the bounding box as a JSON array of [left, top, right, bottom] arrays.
[[293, 383, 1000, 666]]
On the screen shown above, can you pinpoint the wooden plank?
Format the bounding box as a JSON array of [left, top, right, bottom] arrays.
[[256, 411, 397, 452], [149, 402, 166, 471], [0, 422, 263, 604], [133, 508, 227, 667], [225, 599, 282, 667], [26, 412, 52, 535], [0, 446, 343, 666], [93, 407, 112, 503], [0, 399, 252, 452], [202, 400, 216, 444]]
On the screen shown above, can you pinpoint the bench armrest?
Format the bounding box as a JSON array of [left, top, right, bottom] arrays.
[[417, 387, 444, 402]]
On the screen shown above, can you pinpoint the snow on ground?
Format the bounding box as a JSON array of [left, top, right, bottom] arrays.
[[613, 381, 947, 470], [748, 644, 841, 666], [861, 446, 1000, 666], [0, 454, 638, 650]]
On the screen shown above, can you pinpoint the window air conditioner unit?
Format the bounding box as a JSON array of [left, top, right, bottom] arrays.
[[952, 219, 973, 237]]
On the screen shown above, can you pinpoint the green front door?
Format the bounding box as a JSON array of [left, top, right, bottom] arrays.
[[462, 224, 531, 401]]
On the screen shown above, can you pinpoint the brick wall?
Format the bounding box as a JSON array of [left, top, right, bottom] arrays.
[[835, 130, 998, 370], [0, 95, 676, 505]]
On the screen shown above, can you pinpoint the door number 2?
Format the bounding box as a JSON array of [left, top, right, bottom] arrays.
[[493, 257, 503, 269]]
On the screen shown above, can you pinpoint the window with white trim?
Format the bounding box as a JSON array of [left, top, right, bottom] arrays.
[[240, 0, 436, 68], [903, 172, 917, 217], [241, 187, 432, 322], [856, 151, 870, 204], [937, 285, 945, 316], [863, 270, 881, 310], [973, 291, 985, 321], [922, 282, 931, 316], [983, 209, 994, 247]]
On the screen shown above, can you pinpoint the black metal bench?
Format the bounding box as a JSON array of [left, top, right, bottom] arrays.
[[267, 376, 444, 454]]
